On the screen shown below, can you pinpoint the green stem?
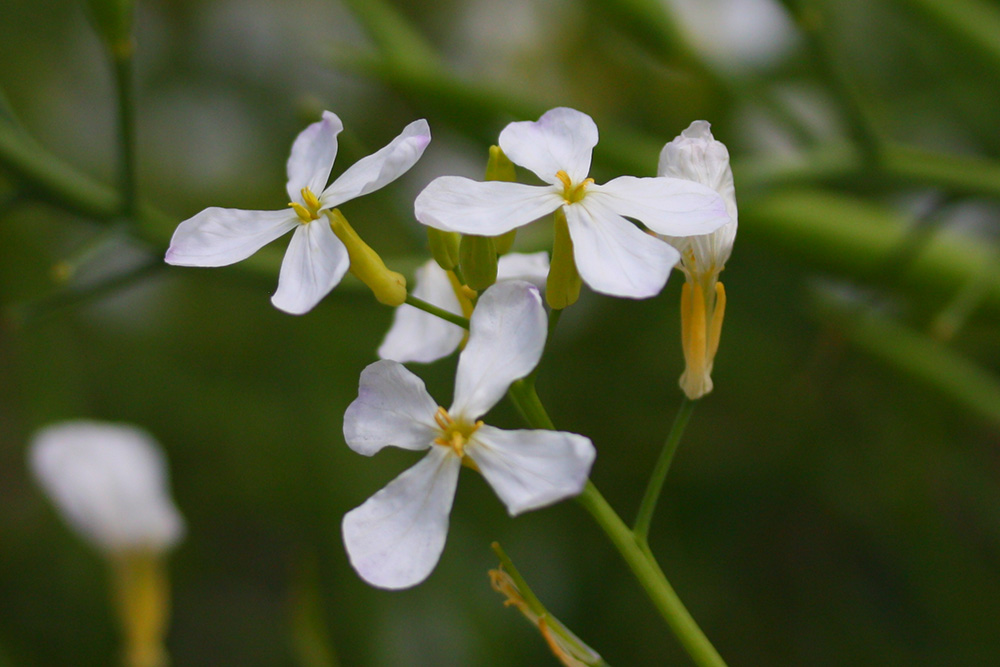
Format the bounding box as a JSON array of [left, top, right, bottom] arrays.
[[506, 382, 726, 667], [403, 294, 469, 329], [633, 397, 696, 546], [112, 46, 138, 222]]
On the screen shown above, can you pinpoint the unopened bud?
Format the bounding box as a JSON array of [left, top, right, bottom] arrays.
[[427, 227, 460, 270], [328, 210, 407, 307], [459, 234, 498, 291], [546, 209, 581, 310]]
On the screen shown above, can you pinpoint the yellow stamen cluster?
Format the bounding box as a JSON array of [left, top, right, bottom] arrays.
[[432, 407, 482, 457], [289, 187, 322, 222], [679, 281, 727, 400], [555, 170, 593, 204]]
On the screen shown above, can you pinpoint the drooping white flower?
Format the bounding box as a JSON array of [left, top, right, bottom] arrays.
[[29, 421, 185, 554], [166, 111, 431, 315], [378, 251, 550, 363], [656, 121, 737, 399], [414, 107, 730, 299], [342, 281, 595, 589]]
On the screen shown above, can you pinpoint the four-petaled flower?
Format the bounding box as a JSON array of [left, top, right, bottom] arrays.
[[165, 111, 430, 314], [414, 107, 730, 299], [342, 281, 596, 589], [378, 251, 550, 363], [656, 121, 737, 399]]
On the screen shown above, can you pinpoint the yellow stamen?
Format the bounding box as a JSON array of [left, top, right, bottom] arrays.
[[554, 170, 594, 204], [432, 407, 482, 457], [288, 187, 322, 222]]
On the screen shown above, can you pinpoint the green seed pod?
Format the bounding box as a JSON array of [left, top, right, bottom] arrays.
[[459, 234, 498, 292]]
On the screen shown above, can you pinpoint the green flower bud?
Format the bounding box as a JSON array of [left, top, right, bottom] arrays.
[[427, 227, 461, 271], [328, 210, 407, 307], [546, 209, 581, 310], [459, 234, 498, 292], [485, 145, 517, 182]]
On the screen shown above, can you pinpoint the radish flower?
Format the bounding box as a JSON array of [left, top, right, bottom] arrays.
[[414, 107, 729, 299], [166, 111, 431, 314], [656, 121, 737, 399], [378, 251, 550, 363], [343, 281, 595, 589], [30, 421, 185, 554]]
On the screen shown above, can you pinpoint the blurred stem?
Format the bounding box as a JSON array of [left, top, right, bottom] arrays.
[[112, 40, 139, 223], [633, 397, 696, 548], [887, 0, 1000, 77], [506, 381, 727, 667], [931, 248, 1000, 341], [812, 286, 1000, 428], [404, 295, 469, 329]]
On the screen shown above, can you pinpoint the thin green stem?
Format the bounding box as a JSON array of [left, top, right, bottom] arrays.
[[633, 397, 696, 546], [112, 45, 138, 222], [403, 294, 469, 329], [505, 382, 727, 667]]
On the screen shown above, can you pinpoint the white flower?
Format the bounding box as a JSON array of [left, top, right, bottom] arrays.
[[29, 421, 185, 554], [414, 107, 730, 299], [342, 281, 595, 589], [166, 111, 431, 315], [378, 251, 550, 363], [656, 121, 737, 399]]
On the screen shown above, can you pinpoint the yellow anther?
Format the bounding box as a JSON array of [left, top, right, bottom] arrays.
[[289, 187, 322, 222], [432, 407, 482, 457], [554, 170, 593, 204]]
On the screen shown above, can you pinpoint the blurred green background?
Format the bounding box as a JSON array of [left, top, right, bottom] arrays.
[[2, 0, 1000, 665]]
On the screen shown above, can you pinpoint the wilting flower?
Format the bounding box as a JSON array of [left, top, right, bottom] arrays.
[[378, 251, 550, 363], [656, 121, 737, 399], [342, 281, 595, 589], [30, 420, 185, 554], [166, 111, 430, 314], [414, 107, 729, 299]]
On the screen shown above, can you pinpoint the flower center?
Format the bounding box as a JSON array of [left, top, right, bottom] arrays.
[[555, 170, 594, 204], [289, 187, 322, 223], [432, 406, 482, 457]]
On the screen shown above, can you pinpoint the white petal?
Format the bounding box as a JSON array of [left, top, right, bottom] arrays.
[[29, 421, 185, 553], [165, 208, 298, 267], [496, 251, 550, 290], [378, 261, 465, 364], [414, 177, 563, 236], [587, 176, 729, 237], [342, 447, 460, 590], [564, 199, 678, 299], [451, 281, 546, 419], [467, 425, 595, 516], [499, 107, 598, 184], [658, 120, 738, 223], [321, 119, 431, 208], [271, 220, 350, 315], [286, 111, 343, 201], [344, 360, 440, 455]]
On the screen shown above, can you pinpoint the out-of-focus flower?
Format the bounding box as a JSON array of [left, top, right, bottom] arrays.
[[656, 121, 737, 399], [30, 420, 185, 667], [342, 281, 595, 590], [30, 420, 185, 554], [378, 251, 550, 363], [414, 107, 729, 299], [166, 111, 430, 314]]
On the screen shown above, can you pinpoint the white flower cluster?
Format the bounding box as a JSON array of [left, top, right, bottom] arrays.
[[156, 106, 737, 589]]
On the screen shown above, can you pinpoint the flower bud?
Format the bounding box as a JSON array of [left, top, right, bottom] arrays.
[[329, 210, 407, 307], [545, 209, 581, 310], [459, 234, 498, 291], [486, 146, 518, 255], [427, 227, 460, 271]]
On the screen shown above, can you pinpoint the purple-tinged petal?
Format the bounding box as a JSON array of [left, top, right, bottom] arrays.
[[270, 219, 349, 315], [286, 111, 343, 202], [415, 177, 562, 236], [499, 107, 598, 184], [165, 208, 297, 267], [344, 360, 440, 455]]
